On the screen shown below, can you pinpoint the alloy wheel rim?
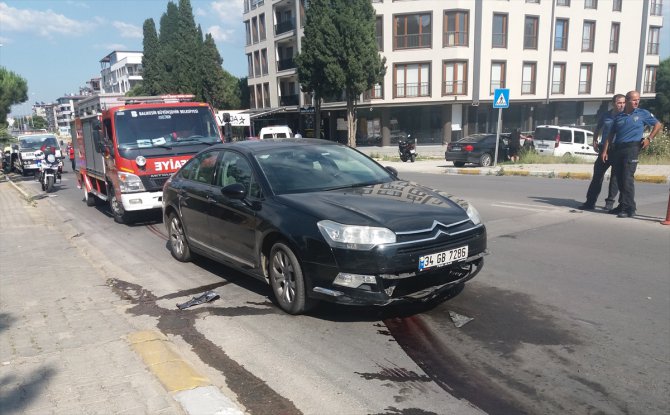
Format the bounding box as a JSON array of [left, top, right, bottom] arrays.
[[272, 250, 295, 304], [170, 218, 184, 256]]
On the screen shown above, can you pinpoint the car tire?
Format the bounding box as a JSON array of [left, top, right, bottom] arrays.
[[168, 213, 191, 262], [453, 161, 465, 167], [479, 153, 492, 167], [269, 242, 315, 315]]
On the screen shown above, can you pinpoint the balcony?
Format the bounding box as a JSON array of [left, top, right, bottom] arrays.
[[280, 94, 299, 106], [277, 57, 296, 71], [275, 19, 295, 36]]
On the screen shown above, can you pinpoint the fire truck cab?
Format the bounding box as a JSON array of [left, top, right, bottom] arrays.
[[72, 94, 223, 224]]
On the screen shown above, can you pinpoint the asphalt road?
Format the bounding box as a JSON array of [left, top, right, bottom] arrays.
[[8, 166, 670, 415]]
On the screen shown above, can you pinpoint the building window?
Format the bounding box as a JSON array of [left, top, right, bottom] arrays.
[[555, 19, 569, 50], [245, 21, 251, 45], [247, 54, 253, 77], [578, 63, 592, 94], [256, 85, 263, 108], [582, 21, 595, 52], [557, 0, 570, 6], [376, 16, 384, 51], [648, 27, 660, 55], [249, 86, 256, 108], [644, 66, 657, 93], [444, 10, 469, 47], [524, 16, 539, 49], [252, 16, 259, 43], [610, 23, 620, 53], [443, 60, 468, 95], [490, 61, 506, 94], [259, 14, 266, 41], [261, 49, 268, 75], [394, 63, 431, 98], [585, 0, 597, 9], [522, 62, 536, 94], [606, 64, 617, 94], [612, 0, 622, 11], [394, 13, 432, 50], [364, 82, 384, 100], [650, 0, 662, 16], [552, 63, 566, 94], [263, 83, 271, 108], [492, 13, 507, 48]]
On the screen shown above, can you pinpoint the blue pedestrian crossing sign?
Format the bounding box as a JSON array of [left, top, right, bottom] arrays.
[[493, 88, 510, 108]]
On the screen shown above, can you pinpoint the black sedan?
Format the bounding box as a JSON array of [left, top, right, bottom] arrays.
[[163, 139, 487, 314], [445, 134, 508, 167]]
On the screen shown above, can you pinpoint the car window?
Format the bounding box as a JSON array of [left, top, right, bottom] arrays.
[[180, 151, 219, 184], [216, 152, 261, 198], [574, 130, 585, 144], [586, 132, 594, 146], [482, 136, 496, 145], [534, 128, 558, 141], [559, 130, 572, 143]]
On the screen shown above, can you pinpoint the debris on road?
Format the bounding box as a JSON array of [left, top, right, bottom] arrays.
[[176, 291, 220, 310], [449, 310, 473, 328]]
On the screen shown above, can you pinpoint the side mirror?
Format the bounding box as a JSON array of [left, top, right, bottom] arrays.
[[221, 183, 246, 199], [385, 166, 399, 178]]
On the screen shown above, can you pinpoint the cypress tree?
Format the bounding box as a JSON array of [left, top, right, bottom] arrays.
[[141, 18, 160, 95], [157, 2, 180, 93], [175, 0, 200, 94]]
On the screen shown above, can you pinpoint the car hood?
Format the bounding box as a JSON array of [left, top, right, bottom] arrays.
[[275, 180, 472, 232]]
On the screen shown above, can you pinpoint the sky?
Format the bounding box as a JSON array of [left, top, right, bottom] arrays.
[[0, 0, 246, 116], [1, 0, 669, 117]]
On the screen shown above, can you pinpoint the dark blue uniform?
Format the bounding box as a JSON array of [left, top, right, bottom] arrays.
[[609, 108, 659, 215], [583, 111, 619, 209]]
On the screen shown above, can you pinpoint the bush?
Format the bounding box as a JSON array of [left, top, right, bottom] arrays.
[[639, 129, 670, 164]]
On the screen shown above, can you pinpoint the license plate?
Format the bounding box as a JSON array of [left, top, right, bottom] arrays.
[[452, 146, 461, 151], [419, 246, 468, 271]]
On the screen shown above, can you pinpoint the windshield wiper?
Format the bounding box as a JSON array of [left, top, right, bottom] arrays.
[[324, 181, 381, 191]]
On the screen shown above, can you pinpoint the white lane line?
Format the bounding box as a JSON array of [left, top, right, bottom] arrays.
[[491, 203, 554, 212]]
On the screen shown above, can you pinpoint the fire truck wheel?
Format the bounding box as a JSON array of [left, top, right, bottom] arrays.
[[168, 213, 191, 262], [84, 188, 97, 206], [109, 186, 131, 224]]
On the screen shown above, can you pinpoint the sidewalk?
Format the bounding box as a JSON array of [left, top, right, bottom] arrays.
[[357, 145, 670, 183], [0, 178, 244, 415]]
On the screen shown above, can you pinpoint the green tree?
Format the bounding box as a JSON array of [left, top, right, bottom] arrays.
[[157, 2, 180, 93], [238, 77, 250, 109], [31, 115, 47, 130], [647, 58, 670, 123], [174, 0, 200, 94], [296, 0, 385, 146], [0, 67, 28, 127], [200, 33, 241, 109], [140, 18, 161, 95]]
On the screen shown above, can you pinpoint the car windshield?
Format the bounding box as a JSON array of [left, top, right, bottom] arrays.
[[19, 135, 57, 149], [114, 106, 221, 150], [254, 144, 395, 195]]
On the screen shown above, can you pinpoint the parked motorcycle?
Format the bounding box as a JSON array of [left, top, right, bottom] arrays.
[[398, 135, 417, 162], [35, 150, 62, 193], [2, 149, 12, 174]]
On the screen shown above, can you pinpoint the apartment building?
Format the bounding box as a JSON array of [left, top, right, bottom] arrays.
[[243, 0, 663, 145], [100, 51, 144, 94], [55, 95, 85, 136]]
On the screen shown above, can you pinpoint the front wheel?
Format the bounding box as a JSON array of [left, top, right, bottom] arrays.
[[269, 242, 315, 315], [410, 154, 416, 163], [400, 154, 408, 162], [109, 185, 131, 224], [45, 175, 54, 192], [168, 213, 191, 262], [479, 153, 493, 167]]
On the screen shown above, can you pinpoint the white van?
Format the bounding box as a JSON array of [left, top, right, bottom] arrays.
[[259, 126, 293, 139], [533, 125, 597, 161]]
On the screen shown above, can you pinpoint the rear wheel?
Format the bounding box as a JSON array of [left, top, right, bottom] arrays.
[[479, 153, 492, 167], [83, 187, 97, 206], [410, 154, 416, 163], [168, 213, 191, 262], [453, 161, 466, 167], [269, 242, 315, 315]]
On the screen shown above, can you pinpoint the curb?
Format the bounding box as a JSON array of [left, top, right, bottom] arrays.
[[436, 167, 668, 183], [128, 331, 245, 415]]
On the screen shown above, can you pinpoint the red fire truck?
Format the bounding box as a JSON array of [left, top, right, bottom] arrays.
[[71, 94, 223, 223]]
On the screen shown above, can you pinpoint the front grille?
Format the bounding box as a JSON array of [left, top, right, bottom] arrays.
[[141, 175, 171, 192], [395, 225, 484, 255]]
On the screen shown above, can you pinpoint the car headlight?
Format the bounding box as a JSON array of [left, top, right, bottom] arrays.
[[317, 220, 396, 250], [466, 202, 482, 225], [117, 171, 145, 193]]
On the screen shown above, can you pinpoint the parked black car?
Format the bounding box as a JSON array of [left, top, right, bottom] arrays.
[[163, 139, 487, 314], [445, 134, 509, 167]]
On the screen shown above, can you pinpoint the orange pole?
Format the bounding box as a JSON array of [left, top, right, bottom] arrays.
[[662, 189, 670, 225]]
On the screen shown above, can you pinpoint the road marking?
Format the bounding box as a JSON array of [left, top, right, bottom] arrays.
[[491, 202, 555, 212]]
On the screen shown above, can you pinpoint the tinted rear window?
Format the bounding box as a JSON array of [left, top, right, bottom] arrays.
[[534, 128, 559, 141]]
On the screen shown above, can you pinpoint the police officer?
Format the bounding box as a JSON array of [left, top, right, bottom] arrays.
[[602, 91, 663, 218], [578, 94, 625, 211]]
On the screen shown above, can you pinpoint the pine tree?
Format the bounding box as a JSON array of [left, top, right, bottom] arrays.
[[0, 67, 28, 126]]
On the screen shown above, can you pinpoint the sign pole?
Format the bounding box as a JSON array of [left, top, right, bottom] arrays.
[[494, 108, 502, 167]]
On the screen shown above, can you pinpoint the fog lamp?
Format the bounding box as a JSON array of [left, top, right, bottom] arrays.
[[333, 273, 377, 288]]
